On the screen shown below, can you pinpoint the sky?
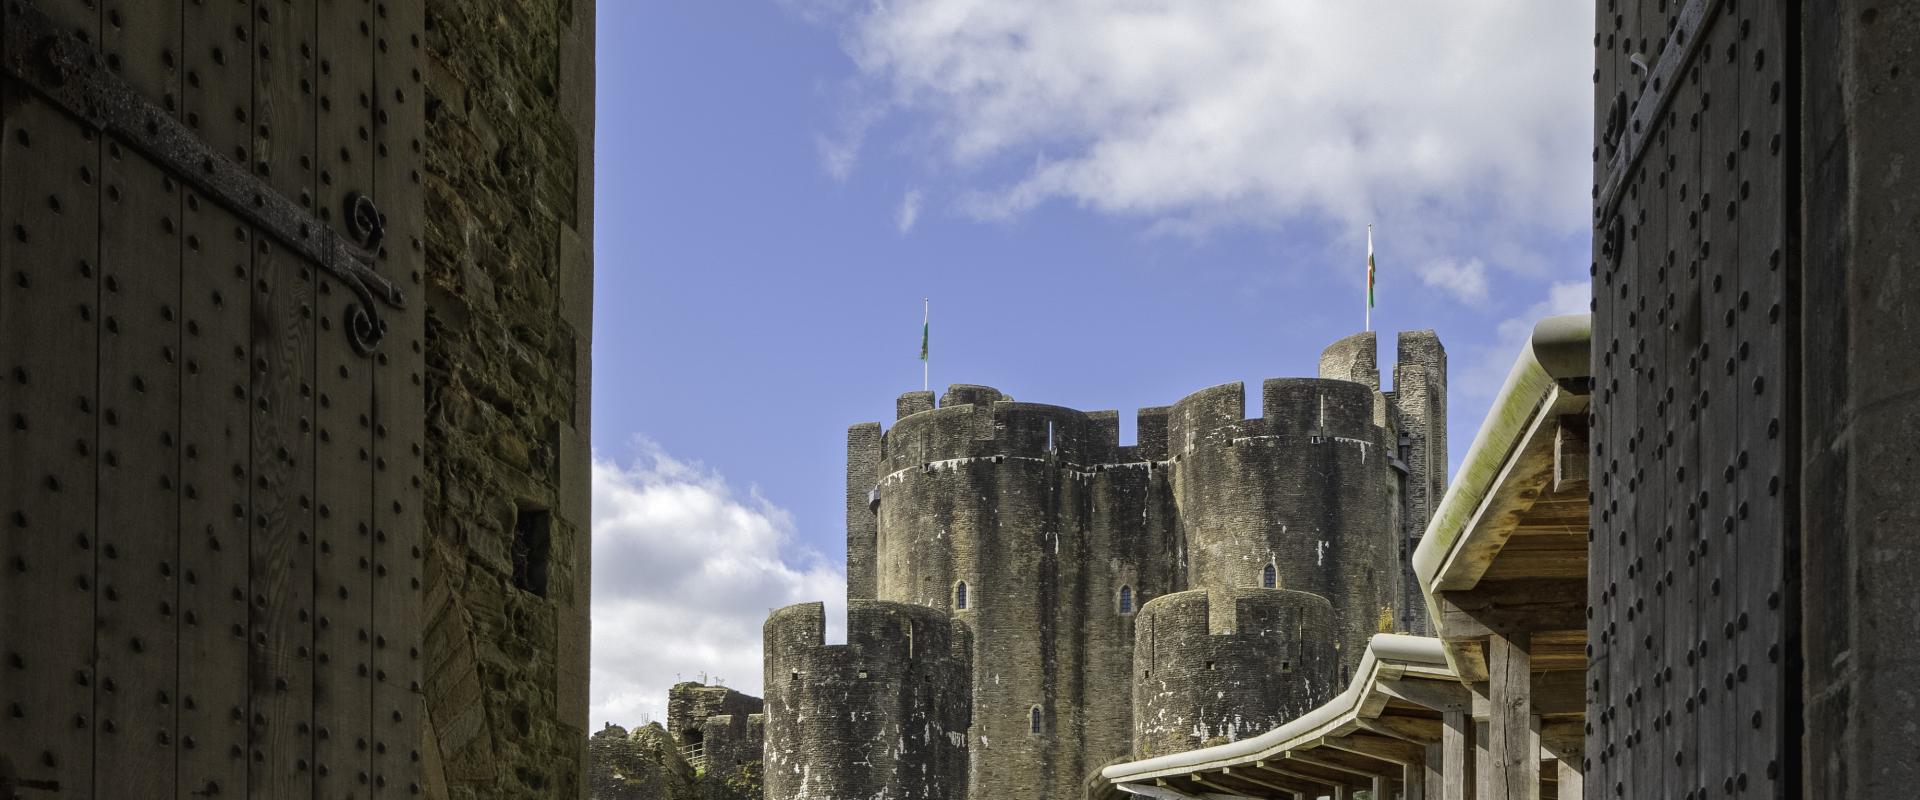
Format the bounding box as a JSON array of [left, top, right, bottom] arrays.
[[587, 1, 1596, 728]]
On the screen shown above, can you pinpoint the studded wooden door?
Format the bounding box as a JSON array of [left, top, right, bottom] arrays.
[[0, 0, 426, 796], [1587, 0, 1798, 798]]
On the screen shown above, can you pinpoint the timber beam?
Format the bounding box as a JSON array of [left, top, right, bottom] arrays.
[[1319, 732, 1428, 765], [1435, 580, 1586, 639], [1219, 766, 1315, 798]]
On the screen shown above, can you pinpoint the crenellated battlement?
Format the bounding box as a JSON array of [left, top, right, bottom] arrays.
[[1134, 586, 1335, 641], [1131, 587, 1341, 759], [877, 373, 1389, 480], [1319, 331, 1381, 389], [880, 393, 1126, 473], [764, 600, 972, 669], [762, 600, 974, 800], [1164, 377, 1389, 459]]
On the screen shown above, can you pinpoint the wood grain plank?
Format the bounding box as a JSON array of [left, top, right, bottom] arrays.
[[0, 79, 102, 799], [1734, 3, 1790, 797], [1633, 17, 1673, 787], [178, 0, 260, 793], [1440, 710, 1473, 800], [1661, 51, 1704, 800], [247, 235, 319, 798], [248, 0, 321, 795], [94, 2, 187, 794], [1606, 3, 1647, 795], [313, 0, 380, 793], [1487, 633, 1537, 799], [313, 266, 375, 798], [372, 0, 428, 792], [94, 139, 186, 800], [1696, 11, 1743, 797], [176, 202, 257, 799]]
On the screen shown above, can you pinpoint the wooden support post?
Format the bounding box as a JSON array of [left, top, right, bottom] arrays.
[[1553, 415, 1589, 492], [1404, 756, 1427, 800], [1486, 632, 1539, 799], [1372, 775, 1390, 799], [1475, 720, 1491, 798], [1423, 742, 1443, 800], [1441, 711, 1475, 800], [1556, 757, 1582, 800]]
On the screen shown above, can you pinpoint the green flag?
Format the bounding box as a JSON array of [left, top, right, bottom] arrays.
[[1367, 225, 1376, 309], [919, 301, 929, 361]]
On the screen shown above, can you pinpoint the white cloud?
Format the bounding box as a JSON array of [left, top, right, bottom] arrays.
[[797, 1, 1593, 259], [1418, 258, 1491, 306], [897, 188, 925, 234], [589, 442, 845, 728]]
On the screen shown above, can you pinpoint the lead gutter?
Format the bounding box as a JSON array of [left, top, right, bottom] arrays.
[[1411, 314, 1591, 597]]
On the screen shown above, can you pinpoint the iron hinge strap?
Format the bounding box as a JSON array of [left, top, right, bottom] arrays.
[[1, 0, 403, 354], [1595, 0, 1724, 233]]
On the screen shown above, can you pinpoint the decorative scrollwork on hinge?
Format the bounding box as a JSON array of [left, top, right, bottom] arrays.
[[342, 193, 389, 355], [346, 192, 387, 253], [0, 0, 405, 357], [1601, 214, 1626, 267]]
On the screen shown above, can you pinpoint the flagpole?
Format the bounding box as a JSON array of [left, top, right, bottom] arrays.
[[1365, 224, 1372, 333], [922, 298, 929, 392]]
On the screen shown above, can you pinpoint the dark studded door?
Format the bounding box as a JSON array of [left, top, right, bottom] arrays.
[[0, 0, 426, 796], [1587, 0, 1798, 798]]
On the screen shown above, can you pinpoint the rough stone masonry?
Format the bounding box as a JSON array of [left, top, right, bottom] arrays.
[[764, 330, 1446, 800], [418, 0, 595, 796]]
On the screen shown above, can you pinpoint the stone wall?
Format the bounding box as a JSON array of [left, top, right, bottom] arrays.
[[418, 0, 595, 796], [1798, 4, 1920, 795], [845, 422, 882, 601], [665, 682, 764, 776], [587, 724, 698, 800], [1131, 587, 1338, 758], [695, 713, 764, 780], [763, 601, 973, 800]]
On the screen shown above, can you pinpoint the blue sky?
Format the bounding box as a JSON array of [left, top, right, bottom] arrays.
[[587, 1, 1595, 726]]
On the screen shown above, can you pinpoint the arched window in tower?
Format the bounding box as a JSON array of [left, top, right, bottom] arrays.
[[1118, 585, 1135, 615], [954, 580, 969, 610], [1262, 563, 1277, 589], [1029, 706, 1043, 734]]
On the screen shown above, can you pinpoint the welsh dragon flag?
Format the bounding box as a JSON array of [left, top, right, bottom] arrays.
[[1367, 225, 1377, 309]]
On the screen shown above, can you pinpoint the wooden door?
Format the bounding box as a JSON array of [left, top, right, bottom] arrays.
[[1587, 0, 1797, 797], [0, 0, 426, 796]]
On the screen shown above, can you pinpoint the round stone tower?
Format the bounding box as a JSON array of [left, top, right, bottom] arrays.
[[763, 600, 973, 800], [1130, 587, 1338, 758], [1166, 376, 1401, 672], [870, 386, 1184, 800]]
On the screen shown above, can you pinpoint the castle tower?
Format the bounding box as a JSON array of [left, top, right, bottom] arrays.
[[826, 329, 1445, 796], [1386, 331, 1447, 634], [1131, 587, 1338, 758], [763, 600, 973, 800], [1167, 375, 1402, 673], [861, 388, 1184, 800]]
